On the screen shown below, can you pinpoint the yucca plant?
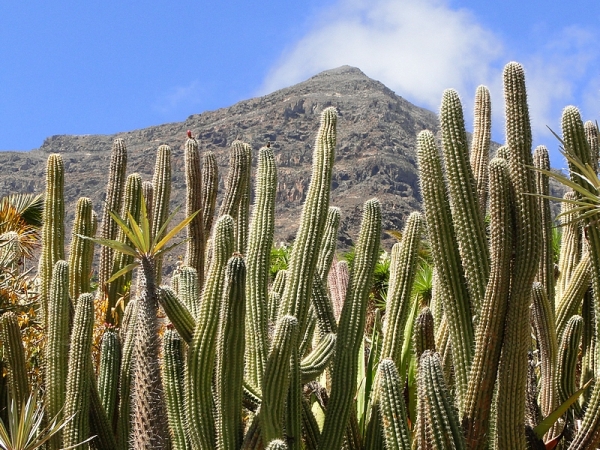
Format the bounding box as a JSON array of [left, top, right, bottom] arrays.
[[0, 392, 91, 450]]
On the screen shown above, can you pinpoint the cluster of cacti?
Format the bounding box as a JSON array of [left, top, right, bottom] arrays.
[[2, 59, 600, 450]]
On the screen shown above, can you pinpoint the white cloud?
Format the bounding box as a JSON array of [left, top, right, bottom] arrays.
[[260, 0, 600, 167], [260, 0, 503, 111]]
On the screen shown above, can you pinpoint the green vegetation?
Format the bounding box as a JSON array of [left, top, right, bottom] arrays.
[[0, 61, 598, 450]]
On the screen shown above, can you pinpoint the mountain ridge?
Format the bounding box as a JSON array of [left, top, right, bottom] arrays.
[[0, 66, 447, 260]]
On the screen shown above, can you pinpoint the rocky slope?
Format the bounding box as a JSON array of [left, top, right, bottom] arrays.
[[0, 66, 562, 266]]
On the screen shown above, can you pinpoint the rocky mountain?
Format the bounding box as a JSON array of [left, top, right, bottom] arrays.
[[0, 65, 562, 265]]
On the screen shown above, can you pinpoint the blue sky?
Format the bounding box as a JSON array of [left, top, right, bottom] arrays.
[[1, 1, 599, 169]]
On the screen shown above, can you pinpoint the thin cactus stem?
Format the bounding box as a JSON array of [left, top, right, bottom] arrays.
[[531, 282, 559, 438], [97, 329, 121, 428], [215, 255, 247, 450], [45, 260, 70, 450], [38, 153, 65, 328], [246, 146, 277, 392], [184, 137, 205, 283], [414, 306, 436, 359], [69, 197, 94, 302], [381, 211, 424, 367], [63, 293, 94, 449], [0, 312, 29, 418], [556, 192, 582, 302], [557, 315, 583, 418], [162, 329, 190, 450], [328, 260, 349, 322], [377, 359, 411, 449], [186, 215, 234, 450], [534, 145, 556, 309], [416, 129, 473, 411], [584, 120, 599, 174], [177, 266, 201, 319], [495, 62, 541, 450], [219, 140, 251, 221], [236, 142, 252, 253], [98, 139, 127, 295], [440, 88, 490, 317], [319, 199, 381, 450], [280, 107, 337, 334], [159, 286, 195, 344], [470, 85, 492, 218], [555, 253, 590, 341], [261, 315, 299, 444], [286, 344, 302, 450], [201, 151, 218, 243], [151, 145, 172, 285]]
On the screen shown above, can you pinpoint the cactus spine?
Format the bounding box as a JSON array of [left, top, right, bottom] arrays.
[[319, 199, 381, 450]]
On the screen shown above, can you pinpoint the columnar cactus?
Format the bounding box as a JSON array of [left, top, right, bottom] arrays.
[[245, 145, 277, 391], [98, 139, 127, 293], [184, 137, 205, 282], [63, 293, 94, 449], [201, 151, 218, 241], [162, 329, 189, 450], [151, 144, 172, 284], [376, 359, 411, 449], [186, 215, 234, 450], [319, 199, 381, 450], [97, 329, 121, 428], [495, 62, 541, 450], [470, 85, 492, 217], [0, 312, 29, 417], [38, 153, 65, 327], [68, 197, 94, 302], [557, 315, 583, 418]]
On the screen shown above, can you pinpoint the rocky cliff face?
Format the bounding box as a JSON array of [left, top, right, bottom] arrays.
[[0, 66, 440, 256]]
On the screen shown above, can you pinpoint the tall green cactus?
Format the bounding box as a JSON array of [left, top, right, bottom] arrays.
[[440, 88, 489, 316], [376, 359, 411, 449], [186, 215, 234, 450], [97, 329, 121, 428], [557, 315, 583, 418], [0, 312, 29, 418], [69, 197, 94, 302], [201, 151, 218, 241], [38, 153, 65, 327], [470, 85, 492, 217], [319, 198, 381, 450], [151, 144, 172, 284], [45, 260, 71, 450], [416, 129, 473, 411], [184, 137, 205, 283], [495, 62, 541, 450], [63, 293, 94, 449], [215, 255, 247, 450], [245, 145, 277, 392], [98, 138, 127, 293]]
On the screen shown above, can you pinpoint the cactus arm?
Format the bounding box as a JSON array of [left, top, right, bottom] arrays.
[[98, 139, 127, 293], [416, 129, 473, 411], [162, 329, 190, 450], [495, 62, 541, 450], [201, 151, 218, 242], [0, 312, 29, 419], [440, 89, 490, 316], [534, 146, 556, 308], [557, 315, 584, 418], [280, 107, 337, 334], [236, 142, 252, 253], [377, 359, 411, 449], [97, 329, 121, 427], [318, 199, 381, 450], [381, 211, 424, 366], [246, 146, 277, 391], [69, 197, 94, 302], [38, 154, 65, 327], [261, 315, 299, 444], [184, 137, 205, 283], [300, 333, 336, 384], [215, 255, 247, 450], [470, 85, 492, 217], [159, 286, 195, 344], [556, 192, 582, 302], [63, 293, 94, 449], [555, 254, 590, 343], [186, 215, 234, 450]]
